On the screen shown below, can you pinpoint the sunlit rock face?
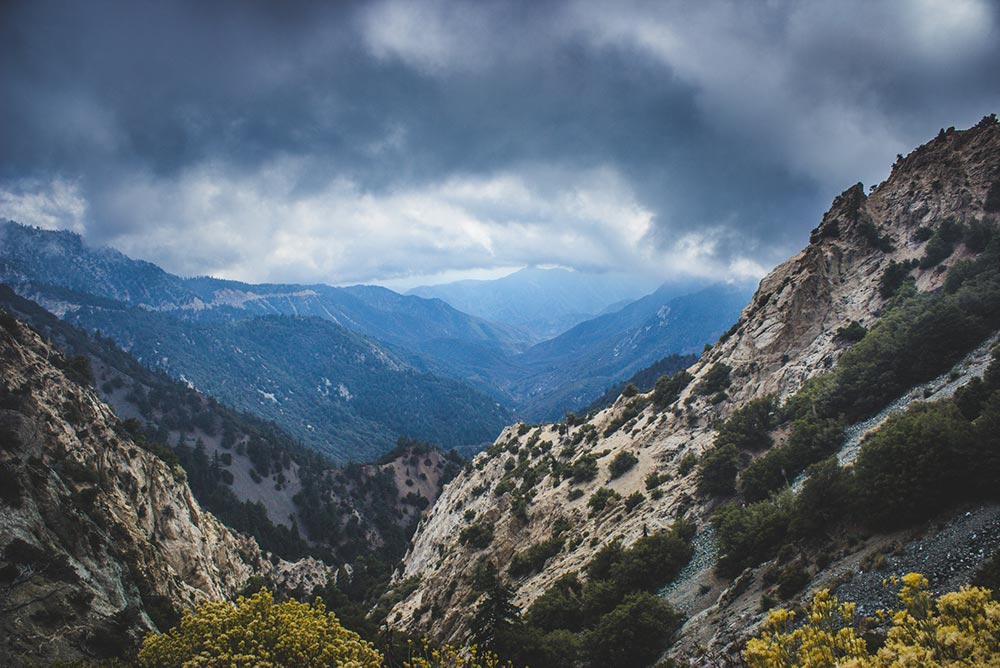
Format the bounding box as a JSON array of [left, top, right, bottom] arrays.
[[388, 119, 1000, 659], [0, 316, 327, 665]]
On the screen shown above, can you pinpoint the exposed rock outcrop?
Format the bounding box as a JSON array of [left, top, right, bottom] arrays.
[[387, 117, 1000, 657], [0, 315, 328, 666]]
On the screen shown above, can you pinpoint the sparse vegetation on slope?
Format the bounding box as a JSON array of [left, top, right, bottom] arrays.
[[0, 289, 458, 570], [376, 118, 1000, 664], [583, 353, 698, 414], [697, 225, 1000, 506], [712, 347, 1000, 576]]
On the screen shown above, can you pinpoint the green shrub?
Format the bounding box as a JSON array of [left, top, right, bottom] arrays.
[[919, 219, 963, 268], [470, 559, 500, 593], [514, 627, 583, 668], [459, 522, 495, 550], [697, 444, 741, 496], [644, 471, 669, 489], [739, 416, 843, 502], [580, 578, 623, 623], [569, 456, 599, 484], [718, 320, 740, 344], [623, 491, 644, 511], [964, 220, 995, 253], [788, 458, 851, 537], [583, 592, 683, 668], [879, 260, 915, 298], [715, 395, 777, 451], [586, 540, 625, 582], [526, 573, 585, 633], [522, 522, 695, 665], [509, 537, 565, 579], [677, 452, 698, 476], [602, 396, 650, 437], [776, 562, 811, 599], [695, 364, 732, 396], [857, 221, 894, 252], [712, 491, 794, 577], [588, 487, 621, 516], [493, 479, 513, 497], [973, 391, 1000, 484], [652, 370, 694, 408], [607, 451, 638, 479], [608, 523, 695, 593], [65, 354, 95, 387], [920, 234, 955, 268], [835, 320, 867, 342], [853, 400, 978, 527]]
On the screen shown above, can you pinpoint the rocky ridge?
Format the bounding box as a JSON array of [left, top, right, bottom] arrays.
[[386, 118, 1000, 657], [0, 315, 328, 665]]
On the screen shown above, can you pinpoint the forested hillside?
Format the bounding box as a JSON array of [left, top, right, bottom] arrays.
[[0, 287, 462, 565]]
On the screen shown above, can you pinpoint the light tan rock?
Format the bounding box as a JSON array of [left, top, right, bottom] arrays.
[[0, 319, 329, 666], [387, 118, 1000, 656]]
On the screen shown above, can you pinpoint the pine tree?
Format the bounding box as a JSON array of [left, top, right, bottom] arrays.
[[470, 564, 521, 656]]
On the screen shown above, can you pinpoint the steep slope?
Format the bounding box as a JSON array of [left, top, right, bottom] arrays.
[[581, 352, 699, 415], [0, 286, 460, 566], [408, 268, 665, 342], [386, 117, 1000, 660], [0, 312, 327, 666], [57, 297, 510, 461]]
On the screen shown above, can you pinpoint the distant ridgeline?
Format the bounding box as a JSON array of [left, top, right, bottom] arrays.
[[0, 219, 748, 457], [0, 221, 519, 460], [510, 282, 752, 421]]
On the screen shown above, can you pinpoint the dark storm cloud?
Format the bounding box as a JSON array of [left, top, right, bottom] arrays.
[[1, 0, 998, 285]]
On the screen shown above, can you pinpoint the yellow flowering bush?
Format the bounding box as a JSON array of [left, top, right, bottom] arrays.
[[137, 589, 383, 667], [875, 573, 1000, 667], [402, 638, 515, 668], [744, 573, 1000, 667], [744, 588, 868, 667]]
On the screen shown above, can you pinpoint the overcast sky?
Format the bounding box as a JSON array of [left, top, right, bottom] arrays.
[[1, 0, 998, 288]]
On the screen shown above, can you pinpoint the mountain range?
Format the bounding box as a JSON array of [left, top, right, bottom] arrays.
[[2, 117, 999, 667], [508, 281, 752, 419], [0, 221, 747, 452], [0, 285, 453, 565], [408, 267, 665, 342]]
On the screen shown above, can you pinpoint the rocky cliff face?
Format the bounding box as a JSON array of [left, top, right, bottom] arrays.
[[386, 118, 1000, 657], [699, 120, 999, 410], [0, 315, 328, 666]]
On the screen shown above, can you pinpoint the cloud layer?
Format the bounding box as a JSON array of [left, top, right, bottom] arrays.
[[1, 0, 997, 286]]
